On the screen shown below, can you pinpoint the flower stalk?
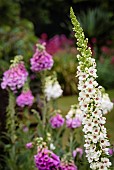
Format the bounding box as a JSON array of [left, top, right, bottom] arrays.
[[6, 90, 16, 143], [70, 7, 112, 169]]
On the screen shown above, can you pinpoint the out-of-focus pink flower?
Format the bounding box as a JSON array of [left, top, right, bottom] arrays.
[[111, 56, 114, 65], [73, 148, 83, 158], [108, 148, 114, 155], [50, 113, 64, 128], [39, 34, 74, 55], [41, 33, 48, 40], [26, 142, 33, 149], [101, 46, 110, 54], [91, 37, 97, 44], [60, 161, 78, 170], [30, 74, 36, 80], [46, 35, 61, 55], [23, 126, 29, 132]]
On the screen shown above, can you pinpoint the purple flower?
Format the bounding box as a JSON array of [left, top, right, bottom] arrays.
[[30, 44, 53, 72], [66, 117, 81, 129], [1, 62, 28, 92], [50, 114, 64, 128], [26, 142, 33, 149], [60, 162, 78, 170], [16, 90, 34, 108], [23, 126, 29, 132], [108, 148, 114, 155], [73, 148, 83, 158], [34, 148, 60, 170]]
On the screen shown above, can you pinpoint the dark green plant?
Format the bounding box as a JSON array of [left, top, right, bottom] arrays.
[[97, 58, 114, 89], [77, 8, 114, 40]]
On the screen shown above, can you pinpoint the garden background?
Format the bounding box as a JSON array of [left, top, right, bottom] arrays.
[[0, 0, 114, 169]]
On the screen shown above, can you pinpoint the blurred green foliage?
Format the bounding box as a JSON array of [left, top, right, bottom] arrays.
[[97, 58, 114, 89], [77, 8, 114, 40], [0, 0, 37, 76], [52, 49, 78, 95], [19, 0, 114, 37]]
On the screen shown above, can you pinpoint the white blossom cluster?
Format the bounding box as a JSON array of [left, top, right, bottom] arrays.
[[77, 58, 111, 169], [70, 8, 112, 169], [101, 93, 113, 115], [44, 74, 63, 101], [66, 104, 82, 120]]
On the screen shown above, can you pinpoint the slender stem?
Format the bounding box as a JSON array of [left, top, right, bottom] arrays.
[[41, 71, 47, 131], [69, 129, 73, 153], [52, 99, 58, 110], [6, 90, 17, 169], [6, 90, 16, 143]]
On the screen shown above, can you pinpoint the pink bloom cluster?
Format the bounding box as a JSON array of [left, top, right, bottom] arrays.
[[34, 148, 60, 170], [16, 90, 34, 108], [1, 62, 28, 91], [66, 105, 82, 129], [60, 162, 78, 170], [26, 142, 33, 149], [30, 45, 53, 72], [73, 148, 83, 158], [66, 117, 81, 129], [50, 113, 64, 128], [40, 34, 73, 55], [108, 148, 114, 155]]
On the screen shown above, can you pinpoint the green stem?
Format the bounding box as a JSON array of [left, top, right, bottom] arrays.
[[6, 90, 17, 169], [69, 129, 73, 153], [24, 106, 30, 126], [41, 71, 47, 132], [6, 90, 16, 143], [52, 99, 58, 110]]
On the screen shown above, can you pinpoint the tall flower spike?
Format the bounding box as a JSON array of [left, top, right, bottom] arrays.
[[70, 7, 111, 169], [30, 43, 54, 72], [1, 55, 28, 92]]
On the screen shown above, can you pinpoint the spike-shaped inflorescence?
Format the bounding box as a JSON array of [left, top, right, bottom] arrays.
[[70, 7, 111, 169]]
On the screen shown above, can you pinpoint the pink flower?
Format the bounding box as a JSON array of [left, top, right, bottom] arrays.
[[1, 62, 28, 92], [111, 56, 114, 65], [108, 148, 114, 155], [34, 148, 60, 169], [26, 142, 33, 149], [50, 114, 64, 128], [16, 90, 34, 108], [30, 44, 53, 72], [23, 126, 29, 132], [101, 46, 110, 54], [66, 117, 81, 129], [73, 148, 83, 158], [91, 37, 97, 44], [39, 34, 74, 55], [60, 162, 78, 170]]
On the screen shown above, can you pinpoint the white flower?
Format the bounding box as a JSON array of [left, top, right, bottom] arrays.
[[44, 76, 63, 101], [50, 143, 56, 150], [101, 157, 112, 167], [88, 67, 97, 78], [101, 93, 113, 114], [51, 82, 63, 99]]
